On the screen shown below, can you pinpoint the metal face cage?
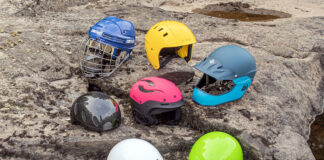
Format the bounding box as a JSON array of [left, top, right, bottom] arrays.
[[80, 39, 129, 78]]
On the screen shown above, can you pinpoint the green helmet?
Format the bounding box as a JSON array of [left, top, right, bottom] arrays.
[[189, 131, 243, 160]]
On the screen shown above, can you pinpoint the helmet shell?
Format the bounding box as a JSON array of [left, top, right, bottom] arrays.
[[89, 16, 135, 50], [192, 45, 257, 106], [129, 77, 184, 125], [194, 45, 257, 80], [130, 77, 183, 104], [81, 16, 135, 79], [145, 21, 196, 69], [107, 138, 163, 160], [189, 132, 243, 160], [70, 91, 121, 131]]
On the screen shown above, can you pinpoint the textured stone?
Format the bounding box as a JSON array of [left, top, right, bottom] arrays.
[[0, 0, 323, 160]]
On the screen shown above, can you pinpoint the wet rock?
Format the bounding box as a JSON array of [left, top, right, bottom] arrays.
[[193, 2, 291, 21], [309, 112, 324, 160]]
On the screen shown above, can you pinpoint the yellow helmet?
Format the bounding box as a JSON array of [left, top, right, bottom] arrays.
[[145, 21, 197, 70]]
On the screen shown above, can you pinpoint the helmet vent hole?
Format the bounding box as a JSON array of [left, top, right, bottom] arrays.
[[158, 28, 163, 31], [154, 26, 158, 29], [163, 99, 166, 101], [163, 33, 168, 37], [174, 95, 176, 98]]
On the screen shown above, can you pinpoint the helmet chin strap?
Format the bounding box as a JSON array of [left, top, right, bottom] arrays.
[[206, 74, 209, 87]]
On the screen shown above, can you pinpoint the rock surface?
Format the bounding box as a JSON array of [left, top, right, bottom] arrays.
[[0, 0, 323, 160]]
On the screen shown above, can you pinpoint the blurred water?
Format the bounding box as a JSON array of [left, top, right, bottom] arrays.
[[194, 10, 281, 21]]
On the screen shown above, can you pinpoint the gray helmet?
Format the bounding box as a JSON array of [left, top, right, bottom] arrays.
[[70, 91, 121, 131], [193, 45, 257, 106], [194, 45, 257, 80]]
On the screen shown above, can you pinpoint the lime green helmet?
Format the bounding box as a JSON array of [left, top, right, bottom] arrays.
[[189, 131, 243, 160]]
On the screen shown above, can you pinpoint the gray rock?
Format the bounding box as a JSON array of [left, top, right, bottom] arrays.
[[0, 1, 323, 160], [88, 56, 195, 95]]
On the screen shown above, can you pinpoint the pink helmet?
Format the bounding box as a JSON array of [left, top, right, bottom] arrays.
[[130, 77, 184, 125]]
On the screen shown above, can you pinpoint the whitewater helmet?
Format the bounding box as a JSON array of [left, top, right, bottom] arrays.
[[70, 91, 121, 131], [192, 45, 257, 106], [107, 138, 163, 160], [80, 16, 135, 78], [145, 21, 196, 70], [189, 131, 243, 160], [129, 77, 184, 125]]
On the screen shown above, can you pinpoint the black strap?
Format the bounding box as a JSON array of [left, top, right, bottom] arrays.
[[184, 44, 192, 62]]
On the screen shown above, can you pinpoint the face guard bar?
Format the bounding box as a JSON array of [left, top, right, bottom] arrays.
[[80, 39, 130, 78]]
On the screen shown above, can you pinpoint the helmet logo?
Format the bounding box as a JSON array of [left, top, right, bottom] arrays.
[[91, 29, 102, 36], [141, 80, 154, 86], [209, 59, 215, 64], [138, 86, 162, 93], [138, 79, 163, 93]]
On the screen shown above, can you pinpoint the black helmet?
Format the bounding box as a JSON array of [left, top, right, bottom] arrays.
[[70, 91, 121, 131], [129, 77, 185, 125]]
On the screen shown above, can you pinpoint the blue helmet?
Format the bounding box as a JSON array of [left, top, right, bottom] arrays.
[[80, 16, 135, 78], [192, 45, 257, 106]]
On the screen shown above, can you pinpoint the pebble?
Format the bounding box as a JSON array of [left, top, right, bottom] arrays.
[[11, 32, 16, 37], [6, 39, 16, 48], [239, 109, 251, 119]]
